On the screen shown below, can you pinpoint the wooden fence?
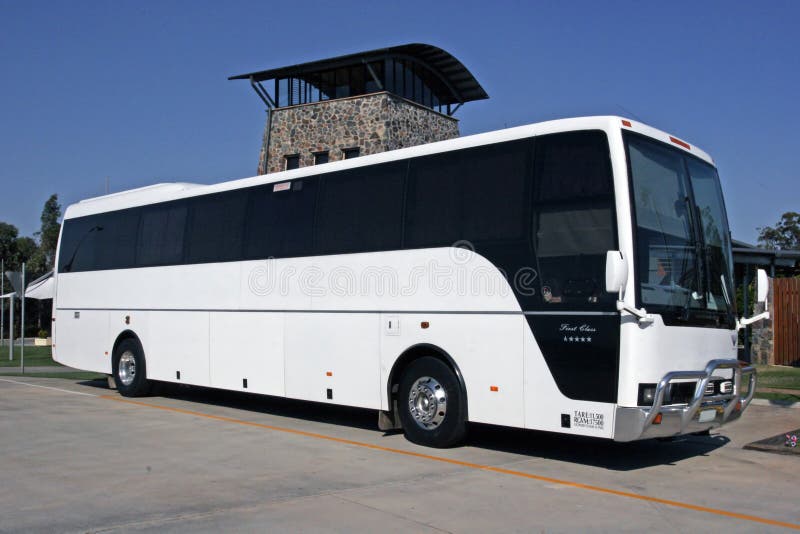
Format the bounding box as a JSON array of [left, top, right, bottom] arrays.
[[774, 277, 800, 366]]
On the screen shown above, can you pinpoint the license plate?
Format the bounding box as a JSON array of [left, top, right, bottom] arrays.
[[698, 409, 716, 423]]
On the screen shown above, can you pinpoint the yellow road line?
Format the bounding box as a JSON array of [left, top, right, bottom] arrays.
[[100, 394, 800, 531]]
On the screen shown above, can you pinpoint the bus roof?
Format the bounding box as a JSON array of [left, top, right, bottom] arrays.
[[63, 116, 713, 220]]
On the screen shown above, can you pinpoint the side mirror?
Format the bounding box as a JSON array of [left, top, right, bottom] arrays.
[[605, 251, 628, 294], [756, 269, 769, 304]]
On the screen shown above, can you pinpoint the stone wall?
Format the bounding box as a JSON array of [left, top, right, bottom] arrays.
[[259, 91, 459, 175], [749, 278, 774, 364]]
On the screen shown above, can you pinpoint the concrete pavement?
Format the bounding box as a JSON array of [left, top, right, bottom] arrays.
[[0, 376, 798, 533]]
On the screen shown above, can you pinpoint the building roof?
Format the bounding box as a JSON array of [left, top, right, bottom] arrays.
[[732, 239, 800, 268], [228, 43, 488, 106]]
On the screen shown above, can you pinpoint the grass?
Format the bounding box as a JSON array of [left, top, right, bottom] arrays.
[[0, 371, 105, 380], [0, 345, 60, 367], [754, 365, 800, 391], [754, 392, 800, 404]]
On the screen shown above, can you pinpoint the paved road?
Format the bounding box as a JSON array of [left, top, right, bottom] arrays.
[[0, 376, 798, 533]]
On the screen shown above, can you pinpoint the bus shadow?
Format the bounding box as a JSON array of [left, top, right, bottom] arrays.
[[80, 380, 730, 470], [465, 423, 730, 471], [97, 381, 380, 432]]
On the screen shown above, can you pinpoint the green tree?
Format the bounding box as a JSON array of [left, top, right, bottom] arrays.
[[15, 236, 37, 266], [0, 222, 19, 268], [29, 194, 62, 273], [757, 211, 800, 250]]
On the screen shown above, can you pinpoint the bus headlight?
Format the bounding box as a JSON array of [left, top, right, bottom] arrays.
[[638, 383, 657, 406]]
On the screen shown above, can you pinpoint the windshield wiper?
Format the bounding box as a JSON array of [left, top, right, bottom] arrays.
[[678, 244, 705, 322]]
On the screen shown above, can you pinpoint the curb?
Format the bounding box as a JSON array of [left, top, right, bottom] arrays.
[[750, 398, 800, 410]]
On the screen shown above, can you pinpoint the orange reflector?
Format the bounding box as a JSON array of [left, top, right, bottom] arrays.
[[735, 400, 743, 411], [653, 413, 663, 425], [420, 321, 430, 329], [104, 351, 108, 356], [669, 136, 691, 150], [326, 371, 332, 377], [490, 386, 499, 392], [621, 119, 632, 127]]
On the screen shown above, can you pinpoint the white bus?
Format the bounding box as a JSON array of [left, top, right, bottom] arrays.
[[53, 116, 765, 448]]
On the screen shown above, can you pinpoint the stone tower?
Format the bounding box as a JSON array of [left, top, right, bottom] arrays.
[[229, 43, 488, 174]]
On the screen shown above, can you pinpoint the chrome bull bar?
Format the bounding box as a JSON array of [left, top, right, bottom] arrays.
[[614, 359, 756, 441]]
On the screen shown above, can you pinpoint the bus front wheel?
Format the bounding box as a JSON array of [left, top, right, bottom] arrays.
[[112, 338, 151, 397], [398, 357, 467, 448]]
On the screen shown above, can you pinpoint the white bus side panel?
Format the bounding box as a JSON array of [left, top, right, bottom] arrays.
[[380, 313, 525, 429], [57, 264, 242, 310], [146, 311, 210, 386], [54, 309, 111, 374], [285, 312, 381, 409], [209, 312, 285, 396], [523, 326, 615, 438]]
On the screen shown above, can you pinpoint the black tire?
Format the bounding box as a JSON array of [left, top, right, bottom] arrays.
[[398, 357, 467, 448], [112, 337, 151, 397]]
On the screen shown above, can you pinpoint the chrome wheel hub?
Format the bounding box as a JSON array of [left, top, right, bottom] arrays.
[[408, 376, 447, 429], [118, 351, 136, 386]]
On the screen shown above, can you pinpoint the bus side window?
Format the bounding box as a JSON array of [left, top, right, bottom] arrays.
[[404, 141, 528, 248], [186, 191, 248, 263], [136, 203, 188, 267], [245, 178, 317, 259], [315, 162, 405, 255], [533, 131, 616, 307]]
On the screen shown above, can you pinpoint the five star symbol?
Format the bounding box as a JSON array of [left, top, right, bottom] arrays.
[[563, 336, 593, 343]]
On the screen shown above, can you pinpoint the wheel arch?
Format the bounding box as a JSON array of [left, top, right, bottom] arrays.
[[112, 330, 143, 361], [386, 343, 468, 421]]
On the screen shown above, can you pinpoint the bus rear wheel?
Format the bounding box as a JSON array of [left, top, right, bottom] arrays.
[[112, 338, 151, 397], [398, 357, 467, 448]]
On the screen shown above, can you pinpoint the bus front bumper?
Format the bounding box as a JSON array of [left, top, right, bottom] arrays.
[[613, 359, 756, 442]]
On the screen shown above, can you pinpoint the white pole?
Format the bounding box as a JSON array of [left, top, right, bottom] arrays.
[[21, 263, 25, 374], [9, 291, 13, 362], [1, 258, 4, 354]]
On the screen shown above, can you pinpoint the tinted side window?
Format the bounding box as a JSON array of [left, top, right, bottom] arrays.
[[186, 191, 247, 263], [137, 202, 187, 266], [95, 210, 140, 270], [245, 178, 318, 259], [405, 141, 530, 248], [316, 162, 405, 254], [58, 210, 140, 272], [58, 216, 100, 272], [533, 131, 616, 307]]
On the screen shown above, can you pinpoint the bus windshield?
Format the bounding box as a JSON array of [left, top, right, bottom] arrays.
[[626, 133, 735, 327]]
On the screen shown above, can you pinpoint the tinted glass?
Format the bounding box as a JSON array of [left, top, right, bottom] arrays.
[[58, 216, 100, 273], [533, 131, 616, 307], [627, 135, 702, 311], [686, 158, 734, 315], [136, 203, 187, 266], [245, 178, 318, 259], [186, 191, 247, 263], [95, 210, 139, 270], [405, 141, 530, 248], [316, 162, 405, 254], [58, 210, 140, 272]]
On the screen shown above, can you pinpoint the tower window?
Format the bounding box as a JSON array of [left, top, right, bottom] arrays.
[[285, 154, 300, 170], [314, 151, 329, 165], [343, 147, 360, 159]]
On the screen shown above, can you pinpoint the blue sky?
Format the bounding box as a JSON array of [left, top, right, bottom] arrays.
[[1, 1, 797, 244]]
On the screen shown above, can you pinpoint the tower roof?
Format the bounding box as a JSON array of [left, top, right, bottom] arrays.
[[229, 43, 488, 107]]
